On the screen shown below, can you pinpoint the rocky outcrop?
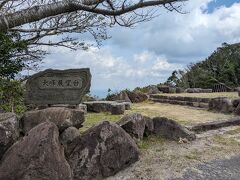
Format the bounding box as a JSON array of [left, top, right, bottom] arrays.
[[0, 113, 19, 160], [0, 122, 73, 180], [209, 97, 233, 113], [20, 107, 85, 134], [126, 91, 148, 103], [117, 113, 146, 141], [60, 127, 80, 156], [153, 117, 196, 141], [67, 121, 139, 180]]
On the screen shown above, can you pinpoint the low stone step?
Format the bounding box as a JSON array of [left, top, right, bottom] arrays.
[[150, 98, 209, 109], [189, 117, 240, 133]]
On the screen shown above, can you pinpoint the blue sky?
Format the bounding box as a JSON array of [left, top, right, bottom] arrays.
[[40, 0, 240, 97]]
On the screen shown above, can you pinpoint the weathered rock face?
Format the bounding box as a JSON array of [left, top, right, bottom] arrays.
[[126, 91, 148, 103], [176, 87, 184, 93], [106, 91, 131, 103], [146, 85, 161, 94], [67, 121, 139, 180], [232, 99, 240, 108], [83, 101, 126, 114], [158, 86, 171, 93], [60, 126, 80, 156], [117, 113, 146, 141], [0, 113, 19, 160], [111, 104, 125, 115], [144, 116, 154, 137], [209, 97, 233, 113], [0, 122, 73, 180], [20, 107, 85, 134], [153, 117, 196, 141], [25, 68, 91, 105], [235, 104, 240, 116]]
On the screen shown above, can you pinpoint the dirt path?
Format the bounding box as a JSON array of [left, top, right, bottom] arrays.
[[106, 126, 240, 180]]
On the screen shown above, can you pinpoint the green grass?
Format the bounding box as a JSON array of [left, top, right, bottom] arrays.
[[157, 92, 238, 100], [212, 135, 240, 146], [138, 135, 165, 150], [81, 112, 123, 132]]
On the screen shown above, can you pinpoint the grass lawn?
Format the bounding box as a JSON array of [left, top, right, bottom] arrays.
[[158, 92, 239, 99], [83, 101, 235, 132]]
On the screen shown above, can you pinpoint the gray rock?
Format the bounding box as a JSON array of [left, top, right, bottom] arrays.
[[190, 117, 240, 133], [25, 68, 91, 105], [0, 122, 73, 180], [232, 99, 240, 108], [153, 117, 196, 141], [146, 85, 161, 94], [144, 116, 154, 136], [120, 102, 131, 110], [209, 97, 233, 113], [235, 104, 240, 116], [20, 107, 85, 134], [111, 104, 125, 115], [60, 126, 80, 156], [117, 113, 146, 140], [126, 91, 148, 103], [176, 87, 184, 93], [78, 104, 87, 113], [67, 121, 139, 180], [0, 113, 19, 160], [83, 101, 126, 113]]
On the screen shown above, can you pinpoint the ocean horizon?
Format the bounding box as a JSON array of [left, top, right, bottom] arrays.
[[90, 89, 119, 99]]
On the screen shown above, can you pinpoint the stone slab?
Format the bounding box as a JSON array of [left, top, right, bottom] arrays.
[[25, 69, 91, 105]]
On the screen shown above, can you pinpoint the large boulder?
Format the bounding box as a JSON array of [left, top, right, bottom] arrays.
[[20, 107, 85, 134], [144, 116, 154, 137], [106, 91, 131, 103], [146, 85, 161, 94], [60, 126, 80, 156], [0, 113, 19, 160], [67, 121, 139, 180], [126, 91, 148, 103], [209, 97, 233, 113], [153, 117, 196, 141], [232, 99, 240, 108], [0, 122, 73, 180], [117, 113, 146, 141], [111, 104, 125, 115], [83, 101, 126, 114], [176, 87, 184, 93]]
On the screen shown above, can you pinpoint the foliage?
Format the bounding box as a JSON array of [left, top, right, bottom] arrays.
[[166, 43, 240, 89], [0, 79, 26, 114], [0, 32, 28, 79], [81, 93, 98, 102]]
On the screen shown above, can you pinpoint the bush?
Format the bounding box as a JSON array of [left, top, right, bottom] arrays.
[[0, 79, 26, 114]]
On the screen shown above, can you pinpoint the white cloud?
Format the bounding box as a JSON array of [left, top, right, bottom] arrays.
[[36, 0, 240, 96]]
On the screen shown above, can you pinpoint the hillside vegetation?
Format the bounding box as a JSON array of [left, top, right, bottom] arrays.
[[166, 43, 240, 89]]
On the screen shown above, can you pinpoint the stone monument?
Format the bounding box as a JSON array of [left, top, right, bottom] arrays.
[[25, 68, 91, 105]]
